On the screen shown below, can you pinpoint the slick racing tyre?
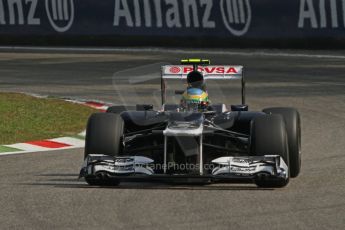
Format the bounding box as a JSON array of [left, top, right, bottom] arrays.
[[84, 113, 124, 159], [263, 107, 301, 178], [250, 114, 290, 188], [84, 173, 120, 187]]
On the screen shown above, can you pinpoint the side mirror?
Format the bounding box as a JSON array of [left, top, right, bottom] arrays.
[[136, 104, 153, 111], [231, 105, 248, 111]]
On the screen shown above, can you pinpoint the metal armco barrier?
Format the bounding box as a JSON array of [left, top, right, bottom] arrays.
[[0, 0, 345, 46]]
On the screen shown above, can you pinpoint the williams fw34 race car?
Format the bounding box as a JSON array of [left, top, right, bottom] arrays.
[[79, 59, 301, 188]]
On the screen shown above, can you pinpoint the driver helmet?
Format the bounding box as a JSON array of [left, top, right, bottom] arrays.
[[187, 70, 206, 91], [181, 88, 209, 112]]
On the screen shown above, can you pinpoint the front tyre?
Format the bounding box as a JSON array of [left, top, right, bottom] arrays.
[[263, 107, 301, 178], [250, 114, 290, 188], [84, 113, 124, 159], [85, 173, 120, 186]]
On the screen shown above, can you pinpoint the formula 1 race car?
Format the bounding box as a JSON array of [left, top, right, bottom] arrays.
[[79, 59, 301, 188]]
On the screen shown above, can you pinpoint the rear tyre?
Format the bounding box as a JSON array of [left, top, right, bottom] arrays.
[[84, 113, 124, 159], [250, 114, 290, 188], [263, 107, 301, 178]]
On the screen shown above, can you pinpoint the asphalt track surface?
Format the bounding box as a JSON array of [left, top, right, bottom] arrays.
[[0, 48, 344, 229]]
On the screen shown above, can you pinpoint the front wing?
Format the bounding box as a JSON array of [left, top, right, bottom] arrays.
[[79, 154, 288, 185]]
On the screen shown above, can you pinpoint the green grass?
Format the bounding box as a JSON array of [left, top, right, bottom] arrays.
[[0, 145, 22, 153], [0, 93, 97, 145]]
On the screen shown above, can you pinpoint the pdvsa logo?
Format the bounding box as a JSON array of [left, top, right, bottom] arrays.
[[169, 67, 181, 74], [45, 0, 74, 32], [220, 0, 252, 36]]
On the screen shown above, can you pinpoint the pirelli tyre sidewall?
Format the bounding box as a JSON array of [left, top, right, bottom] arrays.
[[250, 114, 290, 188], [263, 107, 301, 178], [84, 113, 124, 158]]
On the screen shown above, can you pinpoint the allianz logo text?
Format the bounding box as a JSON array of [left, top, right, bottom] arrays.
[[220, 0, 251, 36], [0, 0, 74, 33], [46, 0, 74, 32], [113, 0, 252, 36], [298, 0, 345, 28]]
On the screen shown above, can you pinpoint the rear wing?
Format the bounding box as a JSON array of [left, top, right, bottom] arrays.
[[161, 65, 243, 79], [160, 65, 246, 106]]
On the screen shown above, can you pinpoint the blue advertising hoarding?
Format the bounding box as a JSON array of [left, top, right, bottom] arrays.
[[0, 0, 344, 43]]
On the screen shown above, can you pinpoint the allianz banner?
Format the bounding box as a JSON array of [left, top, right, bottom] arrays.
[[0, 0, 345, 38]]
